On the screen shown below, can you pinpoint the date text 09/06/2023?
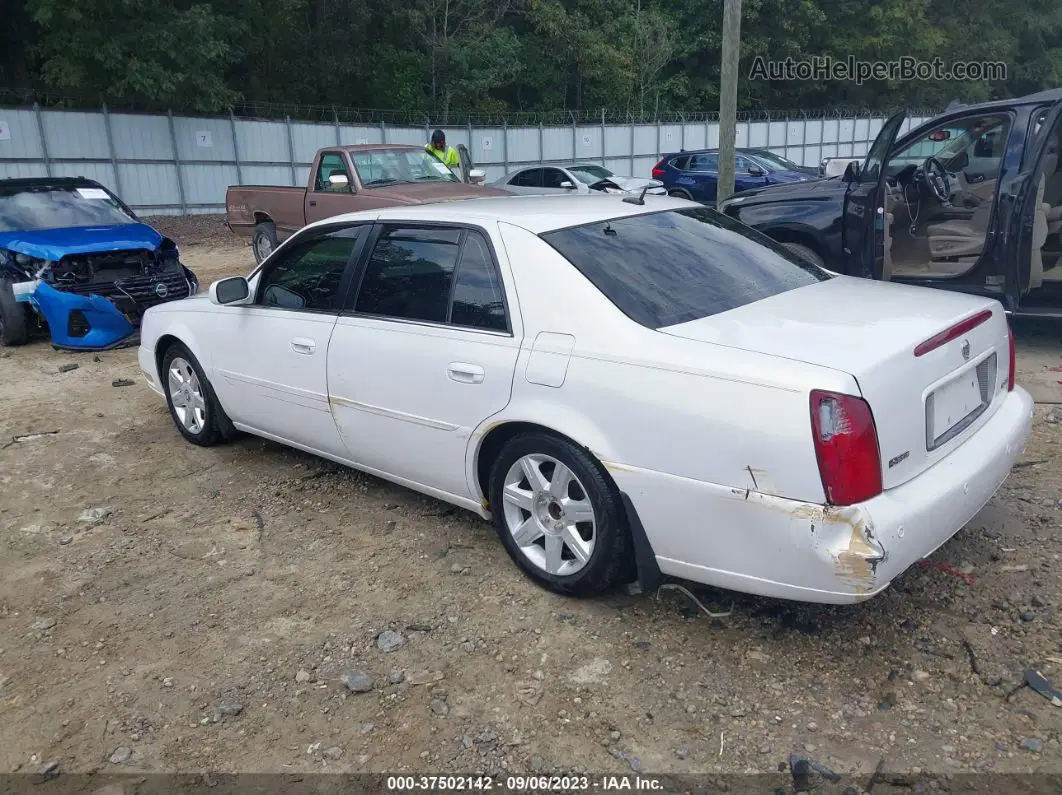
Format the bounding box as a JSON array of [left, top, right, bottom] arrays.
[[386, 775, 664, 791]]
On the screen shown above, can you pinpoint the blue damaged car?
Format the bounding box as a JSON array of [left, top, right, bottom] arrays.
[[0, 177, 198, 350]]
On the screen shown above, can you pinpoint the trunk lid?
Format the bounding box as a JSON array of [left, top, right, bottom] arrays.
[[660, 276, 1012, 489]]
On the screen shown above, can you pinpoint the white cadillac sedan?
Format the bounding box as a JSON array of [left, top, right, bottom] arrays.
[[138, 194, 1033, 604]]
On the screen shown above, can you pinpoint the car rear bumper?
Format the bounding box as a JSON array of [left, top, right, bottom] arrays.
[[606, 386, 1034, 604]]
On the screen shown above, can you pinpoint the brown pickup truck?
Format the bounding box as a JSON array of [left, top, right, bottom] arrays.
[[226, 144, 508, 263]]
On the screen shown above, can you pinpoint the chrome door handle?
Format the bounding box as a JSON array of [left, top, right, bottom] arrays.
[[447, 362, 484, 384], [291, 337, 316, 355]]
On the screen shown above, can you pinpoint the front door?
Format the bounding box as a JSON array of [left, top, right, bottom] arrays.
[[1011, 100, 1062, 307], [327, 222, 521, 500], [842, 109, 907, 278], [304, 151, 359, 225], [734, 155, 770, 192], [207, 224, 368, 457]]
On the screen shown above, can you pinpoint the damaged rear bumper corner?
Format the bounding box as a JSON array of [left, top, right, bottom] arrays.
[[602, 387, 1033, 604]]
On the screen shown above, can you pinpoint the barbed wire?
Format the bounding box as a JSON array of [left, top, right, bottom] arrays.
[[0, 88, 939, 127]]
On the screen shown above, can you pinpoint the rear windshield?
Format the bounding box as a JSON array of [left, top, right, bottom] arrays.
[[539, 207, 833, 328]]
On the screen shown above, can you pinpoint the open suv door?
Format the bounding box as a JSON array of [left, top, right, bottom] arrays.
[[841, 110, 907, 279], [1009, 100, 1062, 309]]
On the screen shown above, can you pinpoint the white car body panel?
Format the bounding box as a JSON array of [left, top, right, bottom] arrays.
[[138, 194, 1034, 604]]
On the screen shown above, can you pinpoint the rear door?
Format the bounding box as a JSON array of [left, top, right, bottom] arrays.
[[1009, 100, 1062, 306], [327, 222, 521, 499], [841, 109, 907, 278], [682, 154, 719, 201]]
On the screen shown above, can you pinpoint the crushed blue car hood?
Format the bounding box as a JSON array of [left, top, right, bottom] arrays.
[[0, 223, 163, 261]]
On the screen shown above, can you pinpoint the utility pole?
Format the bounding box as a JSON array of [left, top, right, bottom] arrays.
[[717, 0, 742, 204]]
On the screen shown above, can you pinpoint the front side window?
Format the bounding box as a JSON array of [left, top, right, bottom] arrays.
[[353, 226, 508, 331], [256, 228, 362, 312], [540, 208, 832, 329], [314, 152, 351, 192], [541, 169, 571, 189]]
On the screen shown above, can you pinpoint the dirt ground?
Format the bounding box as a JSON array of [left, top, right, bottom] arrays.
[[1, 215, 1060, 791]]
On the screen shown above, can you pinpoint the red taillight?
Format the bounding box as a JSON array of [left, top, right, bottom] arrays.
[[651, 159, 666, 179], [1007, 321, 1015, 392], [913, 309, 992, 357], [810, 390, 883, 506]]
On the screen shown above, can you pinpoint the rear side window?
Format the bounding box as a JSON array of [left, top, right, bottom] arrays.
[[450, 232, 507, 331], [352, 225, 509, 332], [539, 208, 832, 329], [355, 227, 462, 322]]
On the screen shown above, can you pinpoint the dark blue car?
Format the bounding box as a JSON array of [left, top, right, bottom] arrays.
[[0, 177, 198, 350], [651, 148, 819, 203]]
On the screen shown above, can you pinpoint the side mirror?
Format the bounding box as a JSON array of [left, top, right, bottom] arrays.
[[209, 276, 251, 306], [747, 165, 766, 177], [559, 181, 575, 189], [842, 160, 861, 182], [327, 173, 349, 188], [468, 168, 486, 185]]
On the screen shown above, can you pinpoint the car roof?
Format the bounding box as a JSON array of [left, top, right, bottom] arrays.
[[307, 194, 696, 235]]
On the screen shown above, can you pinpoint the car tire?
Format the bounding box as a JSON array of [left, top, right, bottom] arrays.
[[160, 342, 233, 447], [252, 221, 278, 265], [0, 277, 29, 347], [488, 431, 634, 596], [668, 188, 694, 201], [780, 242, 826, 269]]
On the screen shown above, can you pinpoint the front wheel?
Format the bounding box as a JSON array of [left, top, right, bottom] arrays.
[[161, 343, 232, 446], [488, 432, 633, 596], [0, 277, 29, 347]]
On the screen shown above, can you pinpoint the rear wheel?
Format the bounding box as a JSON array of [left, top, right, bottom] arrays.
[[668, 188, 694, 201], [252, 221, 278, 265], [780, 242, 826, 269], [161, 342, 233, 446], [488, 431, 633, 596], [0, 277, 29, 347]]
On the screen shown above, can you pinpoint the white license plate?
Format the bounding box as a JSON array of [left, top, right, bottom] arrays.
[[929, 369, 983, 442]]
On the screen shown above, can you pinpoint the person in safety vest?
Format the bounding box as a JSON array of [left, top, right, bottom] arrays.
[[425, 129, 460, 167]]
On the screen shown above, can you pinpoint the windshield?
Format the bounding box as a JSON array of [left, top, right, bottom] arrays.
[[350, 148, 460, 186], [569, 165, 614, 182], [0, 185, 136, 232], [749, 151, 803, 171], [540, 207, 832, 329]]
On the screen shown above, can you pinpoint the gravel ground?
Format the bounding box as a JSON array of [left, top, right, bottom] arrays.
[[1, 216, 1060, 793]]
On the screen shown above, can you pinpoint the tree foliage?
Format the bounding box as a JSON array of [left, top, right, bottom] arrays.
[[2, 0, 1061, 116]]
